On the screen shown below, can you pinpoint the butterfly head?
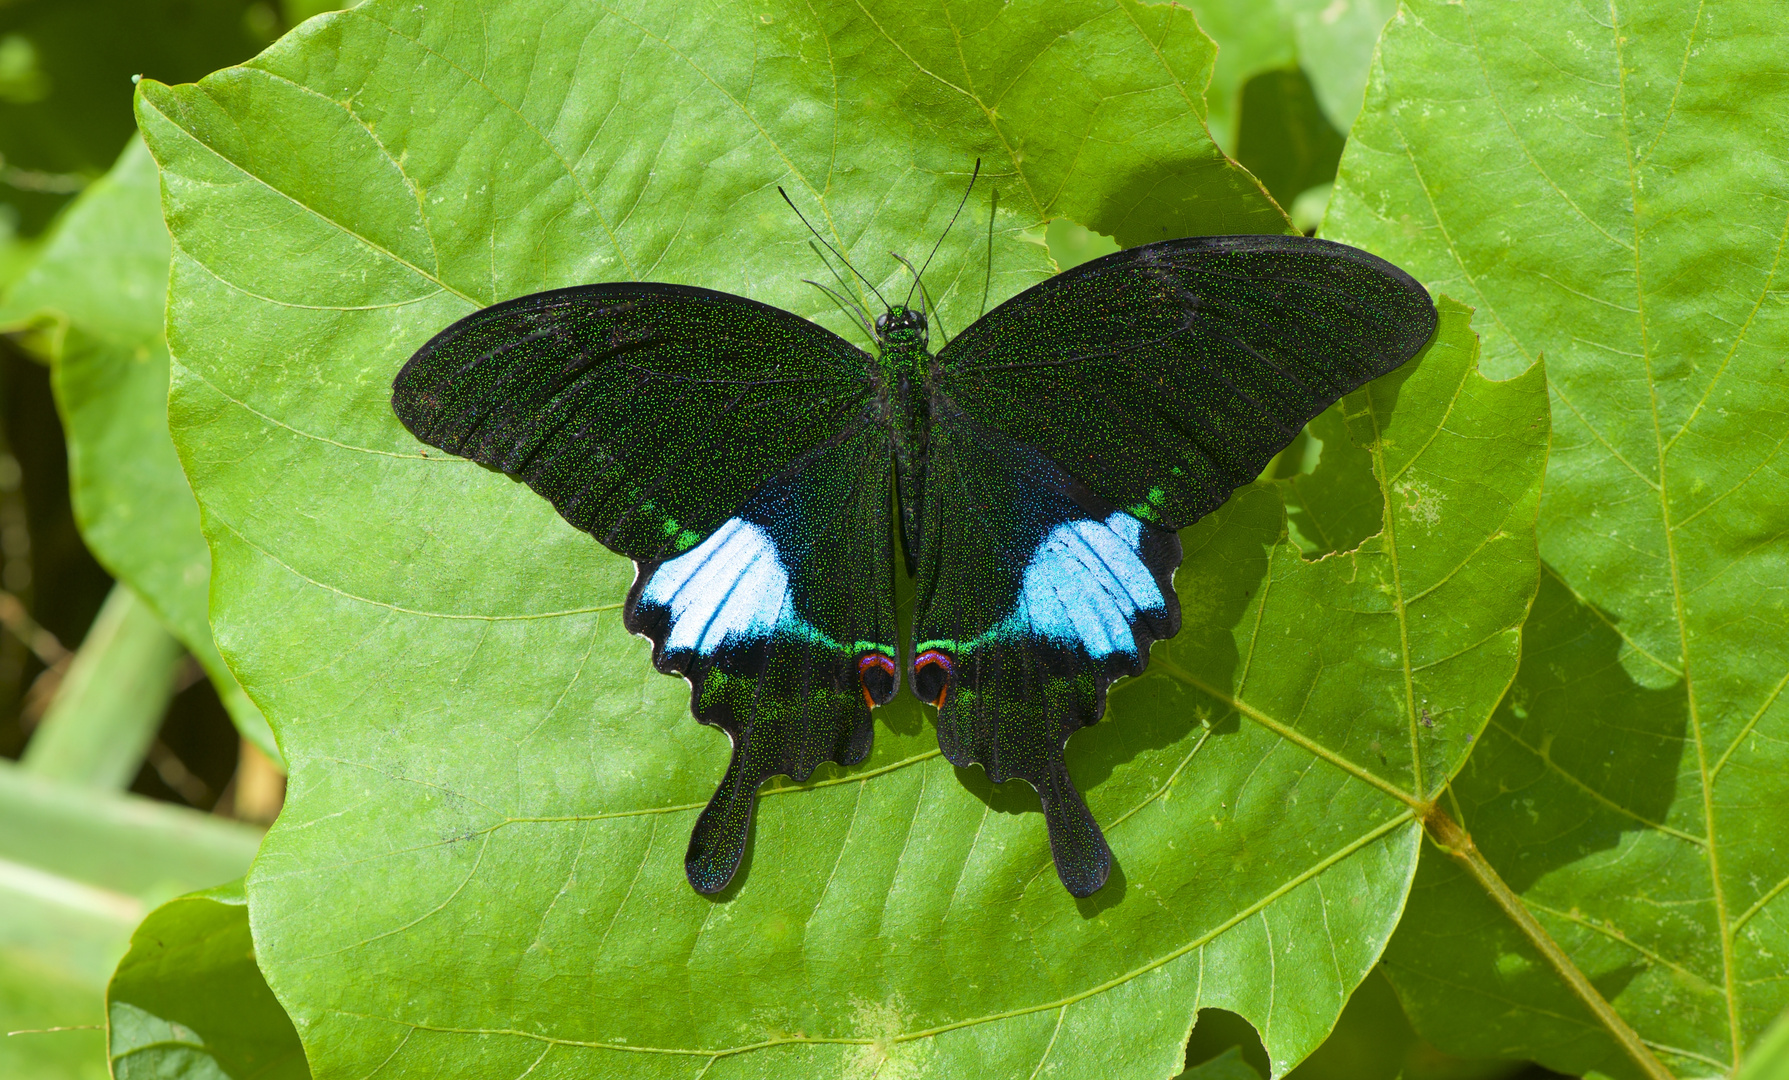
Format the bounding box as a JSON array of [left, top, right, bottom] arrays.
[[874, 305, 929, 351]]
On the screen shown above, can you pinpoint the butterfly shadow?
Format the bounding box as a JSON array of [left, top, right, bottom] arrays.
[[948, 761, 1130, 915], [1068, 493, 1282, 913]]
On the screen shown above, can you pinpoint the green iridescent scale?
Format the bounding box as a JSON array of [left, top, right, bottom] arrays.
[[392, 234, 1437, 898]]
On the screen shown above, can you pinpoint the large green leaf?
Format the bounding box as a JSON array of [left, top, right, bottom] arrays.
[[1737, 1008, 1789, 1080], [1232, 66, 1345, 213], [136, 1, 1545, 1074], [1277, 402, 1381, 561], [0, 137, 276, 760], [1178, 1, 1296, 154], [1326, 1, 1789, 1076], [108, 880, 308, 1080], [1176, 0, 1394, 156]]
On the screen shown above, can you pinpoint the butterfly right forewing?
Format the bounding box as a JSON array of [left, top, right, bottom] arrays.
[[936, 235, 1437, 532]]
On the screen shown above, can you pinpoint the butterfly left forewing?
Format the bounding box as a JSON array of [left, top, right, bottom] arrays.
[[392, 282, 875, 564], [393, 282, 897, 895], [910, 403, 1180, 897]]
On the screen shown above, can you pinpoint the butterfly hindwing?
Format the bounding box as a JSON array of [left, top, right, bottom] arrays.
[[392, 283, 876, 563], [393, 283, 896, 894], [936, 235, 1439, 531], [911, 403, 1180, 897], [626, 418, 898, 892]]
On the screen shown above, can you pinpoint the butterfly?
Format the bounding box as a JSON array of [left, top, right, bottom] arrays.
[[390, 182, 1436, 899]]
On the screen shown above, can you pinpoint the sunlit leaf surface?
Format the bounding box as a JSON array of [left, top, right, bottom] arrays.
[[138, 1, 1545, 1074], [1327, 1, 1789, 1075]]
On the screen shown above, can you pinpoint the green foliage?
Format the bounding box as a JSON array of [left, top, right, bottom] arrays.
[[1234, 68, 1345, 212], [127, 0, 1559, 1074], [0, 761, 261, 1079], [0, 0, 1767, 1075], [1276, 402, 1382, 559], [1326, 0, 1789, 1076], [0, 138, 276, 759], [1273, 0, 1398, 133], [107, 880, 308, 1080], [1184, 1046, 1266, 1080], [0, 952, 109, 1080], [1179, 0, 1395, 150], [19, 585, 184, 789], [1737, 1009, 1789, 1080], [0, 0, 277, 235], [1177, 1, 1296, 154]]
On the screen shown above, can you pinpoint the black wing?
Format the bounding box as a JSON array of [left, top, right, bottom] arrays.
[[911, 403, 1180, 897], [393, 282, 874, 563], [912, 235, 1436, 896], [624, 416, 898, 892], [936, 235, 1437, 531], [393, 283, 898, 894]]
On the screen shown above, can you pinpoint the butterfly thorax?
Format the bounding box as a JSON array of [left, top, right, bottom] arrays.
[[873, 303, 934, 449], [873, 305, 930, 374], [875, 305, 933, 560]]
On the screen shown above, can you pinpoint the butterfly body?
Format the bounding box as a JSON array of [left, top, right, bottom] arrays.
[[392, 233, 1438, 899]]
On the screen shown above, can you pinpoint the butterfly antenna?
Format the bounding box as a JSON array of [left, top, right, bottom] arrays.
[[905, 158, 981, 312], [802, 278, 875, 343], [779, 186, 890, 310], [890, 251, 949, 343], [981, 183, 998, 318], [809, 240, 875, 329]]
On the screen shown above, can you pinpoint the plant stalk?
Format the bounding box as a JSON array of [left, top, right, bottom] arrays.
[[19, 584, 183, 789], [1423, 804, 1675, 1080]]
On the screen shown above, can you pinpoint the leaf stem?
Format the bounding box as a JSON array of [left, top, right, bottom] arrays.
[[19, 584, 183, 789], [1422, 804, 1674, 1080]]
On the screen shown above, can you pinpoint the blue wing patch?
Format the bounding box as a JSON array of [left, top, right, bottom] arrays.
[[917, 510, 1168, 663], [639, 517, 796, 655], [1008, 511, 1166, 658], [618, 425, 899, 896]]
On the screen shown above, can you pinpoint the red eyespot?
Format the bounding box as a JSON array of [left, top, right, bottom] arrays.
[[857, 652, 897, 709], [913, 649, 954, 708]]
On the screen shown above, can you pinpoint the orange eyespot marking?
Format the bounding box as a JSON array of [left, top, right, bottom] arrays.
[[857, 652, 897, 709], [913, 648, 954, 709]]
